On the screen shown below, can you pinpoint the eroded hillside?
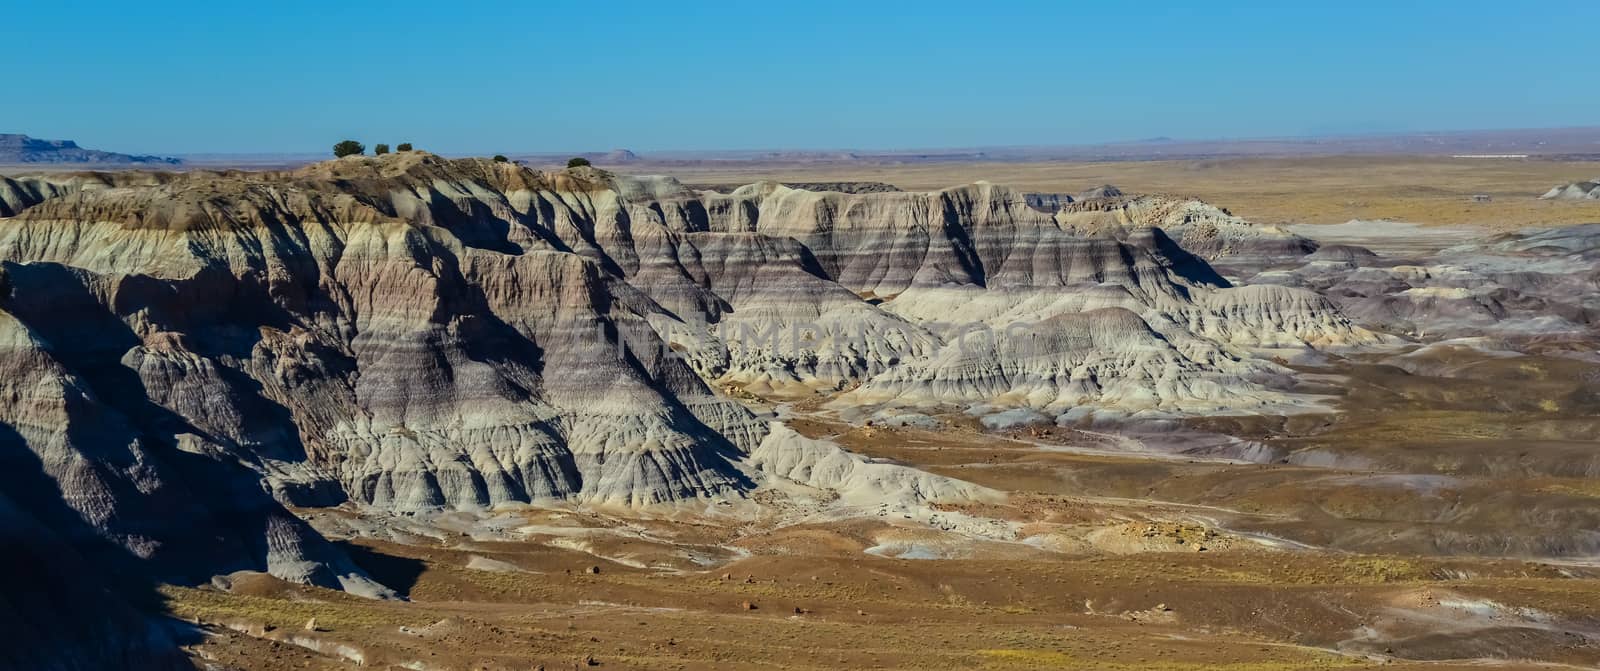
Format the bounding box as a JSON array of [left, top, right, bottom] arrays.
[[3, 153, 1598, 669]]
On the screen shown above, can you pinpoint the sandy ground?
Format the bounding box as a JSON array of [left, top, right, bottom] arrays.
[[150, 158, 1600, 669], [171, 348, 1600, 670], [658, 155, 1600, 230], [11, 155, 1597, 230]]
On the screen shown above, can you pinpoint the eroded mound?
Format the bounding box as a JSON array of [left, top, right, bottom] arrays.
[[1540, 178, 1600, 200], [0, 154, 1405, 668]]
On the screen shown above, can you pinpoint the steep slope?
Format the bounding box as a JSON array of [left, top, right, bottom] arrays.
[[0, 488, 188, 671], [845, 307, 1286, 413], [0, 159, 767, 634], [0, 161, 767, 513], [1055, 193, 1319, 272], [0, 155, 1379, 621], [0, 171, 176, 217], [1258, 224, 1600, 340]]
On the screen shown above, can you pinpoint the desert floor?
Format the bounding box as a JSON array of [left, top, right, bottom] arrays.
[[664, 156, 1600, 230], [133, 155, 1600, 669], [173, 351, 1600, 670]]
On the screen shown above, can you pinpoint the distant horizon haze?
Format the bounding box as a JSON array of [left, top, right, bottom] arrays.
[[9, 0, 1599, 155]]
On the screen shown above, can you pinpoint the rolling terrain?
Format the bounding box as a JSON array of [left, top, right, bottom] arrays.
[[665, 155, 1600, 231], [0, 152, 1597, 670]]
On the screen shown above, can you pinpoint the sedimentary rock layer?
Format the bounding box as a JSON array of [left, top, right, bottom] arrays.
[[0, 153, 1372, 606]]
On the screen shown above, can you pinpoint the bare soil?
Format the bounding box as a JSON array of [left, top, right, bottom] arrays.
[[173, 348, 1600, 670], [659, 156, 1600, 230]]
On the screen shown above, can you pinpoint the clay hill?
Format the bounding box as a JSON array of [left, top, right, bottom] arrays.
[[7, 152, 1598, 667], [0, 133, 181, 165], [1541, 178, 1600, 200]]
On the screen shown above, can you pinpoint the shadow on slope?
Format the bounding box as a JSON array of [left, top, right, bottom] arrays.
[[0, 422, 193, 670]]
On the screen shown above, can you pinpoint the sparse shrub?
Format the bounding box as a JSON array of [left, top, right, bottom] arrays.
[[332, 140, 365, 158], [567, 157, 591, 168], [396, 142, 413, 152], [374, 144, 390, 155], [493, 155, 509, 163]]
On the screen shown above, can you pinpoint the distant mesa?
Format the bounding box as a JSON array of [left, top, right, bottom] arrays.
[[760, 150, 862, 162], [0, 133, 181, 165], [1540, 178, 1600, 200], [603, 148, 640, 163]]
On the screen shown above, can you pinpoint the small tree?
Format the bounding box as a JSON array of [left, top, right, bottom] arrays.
[[567, 157, 591, 168], [396, 142, 413, 152], [374, 143, 390, 155], [492, 154, 509, 163], [332, 140, 365, 158]]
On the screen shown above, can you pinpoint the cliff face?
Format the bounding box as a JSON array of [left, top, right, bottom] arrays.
[[0, 154, 1370, 626]]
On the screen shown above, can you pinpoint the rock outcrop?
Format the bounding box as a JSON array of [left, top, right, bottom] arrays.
[[0, 154, 1379, 620], [1251, 223, 1600, 340], [1056, 194, 1319, 272], [0, 480, 190, 670], [1077, 184, 1123, 200], [0, 171, 175, 217], [1540, 179, 1600, 200], [749, 422, 998, 507]]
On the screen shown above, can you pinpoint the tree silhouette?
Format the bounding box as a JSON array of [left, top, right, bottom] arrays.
[[332, 140, 364, 158]]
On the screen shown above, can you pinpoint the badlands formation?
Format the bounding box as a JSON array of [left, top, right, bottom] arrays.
[[2, 153, 1599, 669], [1542, 178, 1600, 200]]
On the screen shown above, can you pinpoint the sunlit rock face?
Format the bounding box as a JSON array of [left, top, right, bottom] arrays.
[[0, 153, 1379, 609], [1540, 179, 1600, 200], [1241, 223, 1600, 341]]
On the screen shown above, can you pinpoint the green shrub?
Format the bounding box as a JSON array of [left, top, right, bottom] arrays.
[[374, 143, 390, 155], [492, 155, 509, 163], [396, 143, 413, 152], [332, 140, 364, 158], [567, 157, 591, 168]]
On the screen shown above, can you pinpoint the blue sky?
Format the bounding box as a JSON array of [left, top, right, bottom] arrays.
[[8, 0, 1598, 155]]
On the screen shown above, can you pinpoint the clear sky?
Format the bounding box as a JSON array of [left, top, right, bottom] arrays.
[[8, 0, 1598, 155]]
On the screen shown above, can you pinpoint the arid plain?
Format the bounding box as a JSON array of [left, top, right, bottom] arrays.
[[666, 155, 1600, 229], [3, 151, 1599, 670]]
